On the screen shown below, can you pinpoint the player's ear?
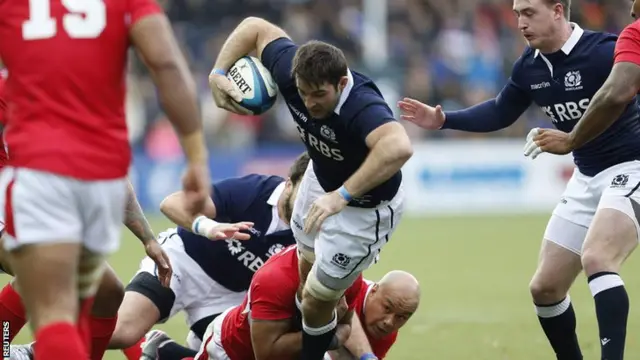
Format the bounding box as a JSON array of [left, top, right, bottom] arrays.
[[285, 178, 293, 190], [338, 76, 348, 91]]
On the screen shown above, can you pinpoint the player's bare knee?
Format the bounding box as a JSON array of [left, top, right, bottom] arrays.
[[529, 273, 568, 304], [110, 291, 162, 348], [91, 264, 124, 318]]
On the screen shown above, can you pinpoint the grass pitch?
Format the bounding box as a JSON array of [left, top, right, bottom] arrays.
[[5, 214, 640, 359]]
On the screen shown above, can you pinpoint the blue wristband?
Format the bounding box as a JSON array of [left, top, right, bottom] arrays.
[[359, 353, 378, 360], [337, 185, 353, 202], [210, 68, 226, 76]]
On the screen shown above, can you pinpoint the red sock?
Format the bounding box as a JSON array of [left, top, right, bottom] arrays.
[[34, 322, 86, 360], [122, 338, 143, 360], [89, 315, 117, 360], [77, 297, 95, 355], [0, 283, 26, 341]]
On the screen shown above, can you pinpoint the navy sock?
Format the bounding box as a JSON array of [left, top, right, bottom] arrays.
[[535, 296, 582, 359], [588, 272, 628, 360]]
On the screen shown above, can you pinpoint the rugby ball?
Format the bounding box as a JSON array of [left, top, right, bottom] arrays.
[[227, 56, 277, 114]]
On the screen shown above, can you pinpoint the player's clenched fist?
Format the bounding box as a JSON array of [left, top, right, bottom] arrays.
[[397, 98, 446, 130], [208, 72, 253, 115]]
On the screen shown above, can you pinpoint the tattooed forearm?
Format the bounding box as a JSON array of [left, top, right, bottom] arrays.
[[124, 179, 155, 244]]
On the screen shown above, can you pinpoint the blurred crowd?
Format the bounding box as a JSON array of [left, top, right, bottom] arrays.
[[128, 0, 636, 158]]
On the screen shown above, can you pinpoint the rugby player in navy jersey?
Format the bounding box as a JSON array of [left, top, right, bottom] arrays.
[[521, 1, 640, 359], [399, 0, 640, 359], [102, 152, 310, 358], [209, 17, 413, 360]]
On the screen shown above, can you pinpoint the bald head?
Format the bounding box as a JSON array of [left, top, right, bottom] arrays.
[[362, 271, 420, 338], [378, 270, 420, 301]]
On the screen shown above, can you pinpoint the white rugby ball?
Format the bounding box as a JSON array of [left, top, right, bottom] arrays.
[[227, 56, 277, 114]]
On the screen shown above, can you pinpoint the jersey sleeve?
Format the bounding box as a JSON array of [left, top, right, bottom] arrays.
[[372, 332, 398, 359], [127, 0, 163, 26], [260, 38, 298, 91], [249, 270, 295, 321], [347, 101, 396, 143], [615, 22, 640, 66], [210, 174, 264, 222]]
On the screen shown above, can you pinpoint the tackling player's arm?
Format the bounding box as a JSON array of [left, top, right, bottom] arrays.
[[341, 315, 375, 358], [129, 14, 207, 165], [251, 279, 352, 360], [441, 58, 532, 132], [567, 27, 640, 149], [124, 179, 156, 244], [212, 17, 290, 76], [342, 112, 412, 199]]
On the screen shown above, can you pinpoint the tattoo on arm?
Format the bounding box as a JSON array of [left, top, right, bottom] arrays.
[[124, 180, 155, 244]]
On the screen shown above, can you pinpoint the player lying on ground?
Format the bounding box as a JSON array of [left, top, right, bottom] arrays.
[[210, 17, 412, 360], [398, 1, 640, 359], [138, 269, 420, 360], [1, 179, 172, 360], [102, 152, 310, 360], [0, 0, 211, 359], [522, 1, 640, 358]]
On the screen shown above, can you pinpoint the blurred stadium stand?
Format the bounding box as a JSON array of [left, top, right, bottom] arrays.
[[125, 0, 634, 213]]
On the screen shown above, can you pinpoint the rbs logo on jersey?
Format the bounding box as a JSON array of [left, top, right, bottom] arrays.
[[542, 98, 590, 123], [296, 125, 344, 161]]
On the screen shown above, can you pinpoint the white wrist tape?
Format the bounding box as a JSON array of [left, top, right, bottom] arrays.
[[191, 215, 219, 237]]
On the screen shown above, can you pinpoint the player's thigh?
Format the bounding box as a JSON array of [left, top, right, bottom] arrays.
[[80, 177, 128, 255], [583, 163, 640, 271], [0, 167, 82, 251], [530, 216, 584, 300], [315, 191, 404, 290], [290, 161, 320, 256]]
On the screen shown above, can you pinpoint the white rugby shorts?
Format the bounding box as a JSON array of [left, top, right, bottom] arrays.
[[0, 166, 127, 254], [291, 161, 404, 289], [134, 228, 246, 327], [545, 160, 640, 254]]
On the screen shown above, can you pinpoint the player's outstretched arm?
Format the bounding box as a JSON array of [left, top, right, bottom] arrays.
[[343, 122, 412, 198], [567, 65, 640, 149], [399, 60, 531, 133], [129, 14, 207, 165], [160, 191, 253, 241], [160, 190, 216, 229]]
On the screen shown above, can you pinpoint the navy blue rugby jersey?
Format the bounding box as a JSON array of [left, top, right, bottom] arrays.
[[177, 174, 295, 292], [443, 24, 640, 176], [261, 38, 402, 207]]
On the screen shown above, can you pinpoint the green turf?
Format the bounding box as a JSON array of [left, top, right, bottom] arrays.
[[4, 214, 640, 359]]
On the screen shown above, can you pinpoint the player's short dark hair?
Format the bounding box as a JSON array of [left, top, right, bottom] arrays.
[[291, 40, 348, 88], [289, 152, 310, 184], [545, 0, 570, 20]]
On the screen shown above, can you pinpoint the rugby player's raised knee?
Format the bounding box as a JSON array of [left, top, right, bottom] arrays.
[[110, 291, 161, 348], [91, 264, 124, 318], [529, 275, 568, 305], [581, 209, 638, 276]]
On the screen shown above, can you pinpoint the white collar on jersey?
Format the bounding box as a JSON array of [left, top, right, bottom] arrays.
[[334, 69, 354, 115], [534, 22, 584, 58], [362, 279, 375, 313], [267, 181, 286, 206]]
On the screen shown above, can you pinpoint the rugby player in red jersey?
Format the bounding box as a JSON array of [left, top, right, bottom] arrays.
[[138, 269, 420, 360], [0, 1, 215, 358]]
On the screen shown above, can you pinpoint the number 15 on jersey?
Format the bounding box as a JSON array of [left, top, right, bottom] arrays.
[[23, 0, 106, 40]]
